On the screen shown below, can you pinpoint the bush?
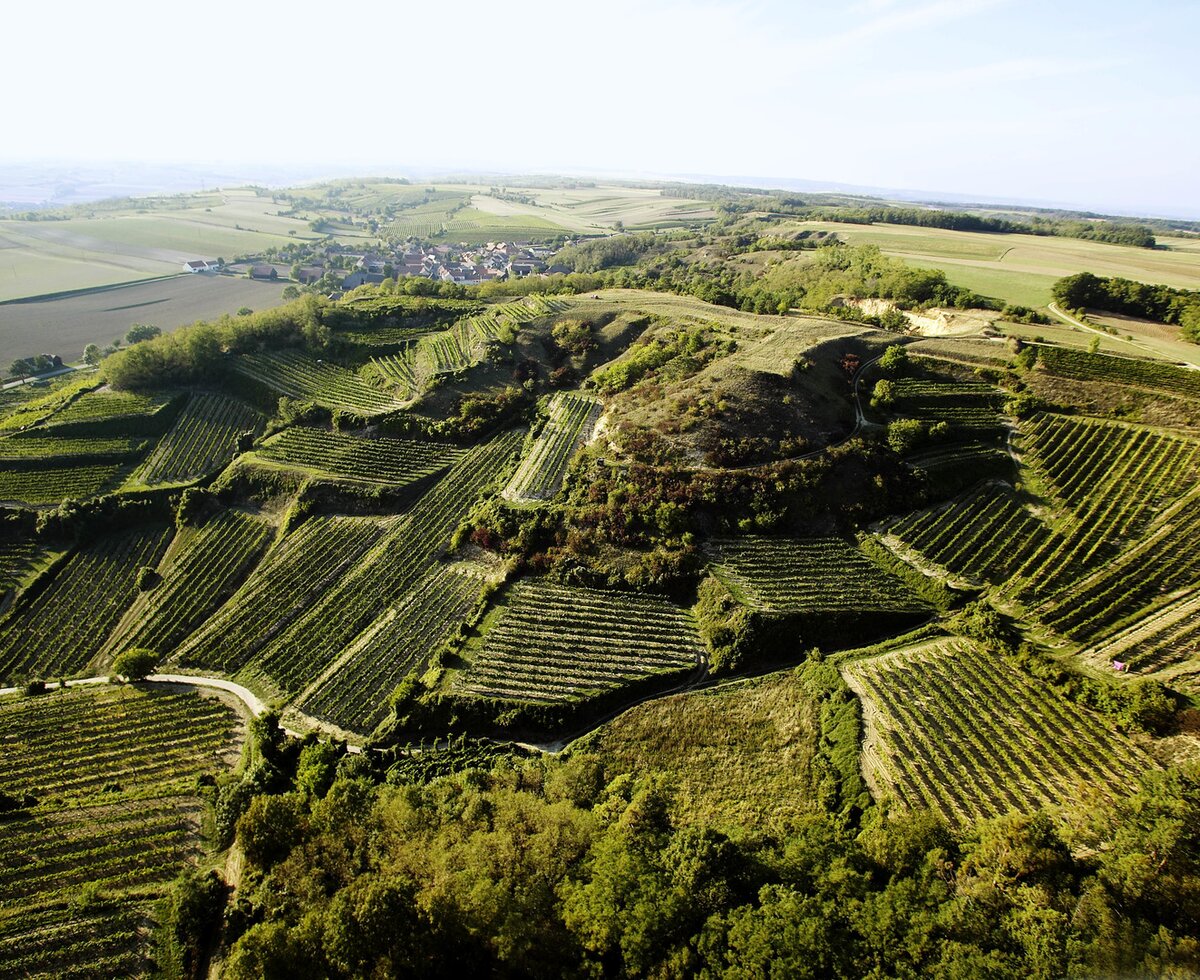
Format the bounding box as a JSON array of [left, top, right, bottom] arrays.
[[110, 647, 158, 681]]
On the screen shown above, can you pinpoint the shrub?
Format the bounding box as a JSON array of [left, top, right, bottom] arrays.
[[110, 647, 158, 681]]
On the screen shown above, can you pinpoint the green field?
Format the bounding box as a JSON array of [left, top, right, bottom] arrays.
[[790, 220, 1200, 308], [0, 684, 243, 979]]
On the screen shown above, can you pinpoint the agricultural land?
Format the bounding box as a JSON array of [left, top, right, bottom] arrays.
[[1, 178, 1200, 977]]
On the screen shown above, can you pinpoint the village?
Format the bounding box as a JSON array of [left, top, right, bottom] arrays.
[[183, 238, 573, 295]]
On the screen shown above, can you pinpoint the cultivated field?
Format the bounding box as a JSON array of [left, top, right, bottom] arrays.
[[503, 392, 601, 502], [0, 275, 290, 368], [0, 684, 243, 979], [843, 638, 1155, 824], [790, 220, 1200, 309], [457, 581, 703, 704]]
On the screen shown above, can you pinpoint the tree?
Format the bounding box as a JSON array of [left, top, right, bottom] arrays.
[[82, 344, 103, 366], [877, 344, 909, 376], [110, 647, 158, 681], [9, 358, 33, 379], [125, 323, 162, 345], [281, 285, 300, 300]]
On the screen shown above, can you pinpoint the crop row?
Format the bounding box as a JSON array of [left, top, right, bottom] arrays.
[[234, 350, 405, 414], [105, 511, 274, 658], [298, 563, 485, 733], [0, 462, 126, 504], [0, 685, 241, 980], [1038, 492, 1200, 641], [177, 514, 395, 675], [844, 639, 1153, 825], [0, 433, 146, 461], [256, 426, 462, 485], [0, 539, 43, 593], [1082, 590, 1200, 679], [503, 393, 601, 502], [710, 536, 927, 614], [1037, 345, 1200, 400], [457, 580, 701, 704], [0, 525, 173, 683], [45, 389, 174, 427], [138, 392, 262, 486], [245, 428, 524, 697], [886, 482, 1051, 584]]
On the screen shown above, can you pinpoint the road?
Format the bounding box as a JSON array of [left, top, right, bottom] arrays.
[[2, 364, 86, 391], [1047, 302, 1200, 369], [0, 672, 365, 754]]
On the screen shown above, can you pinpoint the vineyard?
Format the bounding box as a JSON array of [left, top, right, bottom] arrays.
[[233, 350, 405, 415], [298, 562, 487, 733], [241, 429, 523, 698], [137, 392, 263, 486], [255, 426, 462, 485], [42, 389, 175, 428], [0, 538, 49, 596], [710, 536, 928, 615], [0, 462, 127, 504], [104, 511, 274, 659], [0, 433, 146, 461], [0, 525, 174, 683], [1081, 589, 1200, 691], [0, 685, 242, 980], [502, 392, 601, 502], [887, 373, 1007, 435], [456, 581, 702, 704], [881, 482, 1052, 585], [175, 514, 396, 679], [1037, 345, 1200, 399], [843, 638, 1155, 825]]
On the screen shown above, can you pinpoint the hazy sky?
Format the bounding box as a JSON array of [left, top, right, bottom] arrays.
[[5, 0, 1198, 216]]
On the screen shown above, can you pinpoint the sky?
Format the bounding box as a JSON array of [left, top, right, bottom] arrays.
[[4, 0, 1199, 217]]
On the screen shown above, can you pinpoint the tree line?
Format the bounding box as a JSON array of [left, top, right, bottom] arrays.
[[1052, 272, 1200, 341]]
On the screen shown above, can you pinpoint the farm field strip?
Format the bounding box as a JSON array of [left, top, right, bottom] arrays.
[[176, 514, 396, 675], [1080, 590, 1200, 676], [457, 581, 702, 704], [0, 525, 173, 682], [242, 429, 523, 697], [503, 392, 601, 501], [0, 685, 242, 980], [1037, 345, 1200, 400], [0, 432, 146, 461], [0, 462, 127, 504], [298, 563, 485, 733], [234, 350, 405, 414], [710, 536, 927, 614], [104, 511, 274, 658], [255, 426, 462, 485], [137, 392, 262, 485], [843, 638, 1154, 825]]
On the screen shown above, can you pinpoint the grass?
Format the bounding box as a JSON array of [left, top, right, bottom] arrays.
[[580, 669, 818, 833]]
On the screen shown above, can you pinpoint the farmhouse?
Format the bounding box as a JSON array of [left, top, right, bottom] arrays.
[[182, 259, 218, 273]]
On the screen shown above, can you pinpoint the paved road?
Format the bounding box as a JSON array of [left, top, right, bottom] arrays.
[[1, 365, 86, 391]]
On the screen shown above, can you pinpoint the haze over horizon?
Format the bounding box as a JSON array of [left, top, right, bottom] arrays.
[[4, 0, 1198, 218]]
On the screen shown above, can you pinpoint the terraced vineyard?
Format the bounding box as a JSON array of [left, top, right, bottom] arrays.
[[0, 685, 242, 980], [369, 345, 423, 399], [457, 581, 702, 704], [233, 350, 404, 415], [0, 462, 127, 504], [710, 536, 928, 615], [298, 562, 487, 733], [0, 538, 47, 595], [243, 429, 523, 697], [255, 426, 462, 485], [503, 392, 601, 502], [1037, 345, 1200, 399], [843, 638, 1155, 825], [176, 514, 396, 678], [0, 433, 146, 461], [0, 525, 174, 683], [137, 392, 262, 486], [1007, 415, 1200, 603], [104, 511, 274, 658], [1081, 590, 1200, 689], [43, 389, 175, 428], [889, 374, 1007, 434], [882, 482, 1051, 584]]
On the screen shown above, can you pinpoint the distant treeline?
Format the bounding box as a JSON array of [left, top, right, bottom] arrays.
[[778, 205, 1158, 248], [1052, 272, 1200, 341]]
